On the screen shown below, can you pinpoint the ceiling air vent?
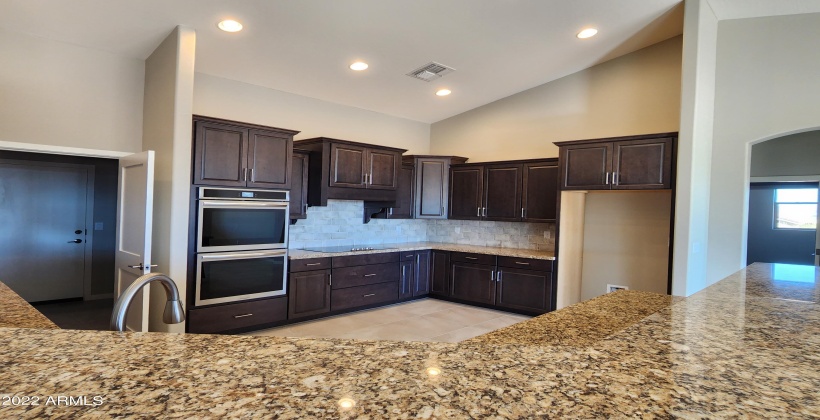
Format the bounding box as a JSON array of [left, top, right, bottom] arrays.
[[406, 62, 455, 82]]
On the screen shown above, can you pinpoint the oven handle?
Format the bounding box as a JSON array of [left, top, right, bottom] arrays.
[[199, 250, 287, 260], [200, 201, 288, 208]]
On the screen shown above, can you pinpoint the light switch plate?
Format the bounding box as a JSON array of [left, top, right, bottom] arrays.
[[607, 284, 629, 293]]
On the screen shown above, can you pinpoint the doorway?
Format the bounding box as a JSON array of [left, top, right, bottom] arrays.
[[747, 182, 818, 265]]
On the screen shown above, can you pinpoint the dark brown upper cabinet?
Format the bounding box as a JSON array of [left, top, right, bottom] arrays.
[[556, 133, 676, 191], [192, 116, 298, 189], [368, 163, 414, 220], [294, 138, 407, 206], [449, 158, 558, 222], [405, 156, 468, 219], [290, 150, 309, 220]]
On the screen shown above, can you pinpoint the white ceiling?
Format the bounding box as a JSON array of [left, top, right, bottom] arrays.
[[0, 0, 685, 123], [708, 0, 820, 20]]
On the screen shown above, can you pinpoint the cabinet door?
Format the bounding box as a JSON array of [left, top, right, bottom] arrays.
[[329, 142, 367, 188], [522, 161, 559, 222], [193, 121, 247, 187], [612, 137, 674, 190], [430, 250, 450, 296], [450, 262, 496, 305], [290, 152, 309, 219], [399, 260, 414, 300], [388, 164, 414, 219], [413, 250, 431, 296], [495, 267, 551, 313], [561, 143, 612, 190], [484, 164, 522, 221], [287, 270, 331, 319], [247, 129, 292, 189], [415, 158, 448, 219], [367, 149, 400, 190], [449, 166, 484, 220]]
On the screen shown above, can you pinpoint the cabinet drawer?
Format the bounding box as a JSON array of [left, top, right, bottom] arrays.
[[332, 252, 399, 268], [400, 251, 416, 260], [187, 297, 287, 334], [450, 252, 496, 266], [497, 256, 553, 272], [331, 281, 399, 311], [332, 263, 399, 289], [289, 257, 331, 272]]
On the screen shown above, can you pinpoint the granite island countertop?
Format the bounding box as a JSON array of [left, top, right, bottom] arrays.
[[288, 241, 555, 260], [0, 263, 818, 418]]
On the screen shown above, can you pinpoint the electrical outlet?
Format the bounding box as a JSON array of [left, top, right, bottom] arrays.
[[543, 230, 550, 239], [455, 227, 461, 234], [607, 284, 629, 293]]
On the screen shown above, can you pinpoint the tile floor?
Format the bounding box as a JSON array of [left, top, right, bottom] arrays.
[[250, 298, 531, 343], [33, 298, 114, 331]]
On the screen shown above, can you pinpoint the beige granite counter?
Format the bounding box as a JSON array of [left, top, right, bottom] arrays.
[[0, 282, 57, 330], [1, 262, 818, 418], [288, 241, 555, 260]]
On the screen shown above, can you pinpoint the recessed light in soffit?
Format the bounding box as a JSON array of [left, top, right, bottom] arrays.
[[218, 19, 243, 32]]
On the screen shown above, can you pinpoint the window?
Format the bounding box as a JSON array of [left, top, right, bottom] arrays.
[[774, 188, 818, 229]]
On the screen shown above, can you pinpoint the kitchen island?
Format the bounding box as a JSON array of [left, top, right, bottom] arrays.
[[0, 263, 817, 418]]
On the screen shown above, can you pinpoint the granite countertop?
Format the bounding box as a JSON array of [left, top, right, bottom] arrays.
[[288, 241, 555, 260], [0, 262, 817, 418], [0, 282, 58, 330]]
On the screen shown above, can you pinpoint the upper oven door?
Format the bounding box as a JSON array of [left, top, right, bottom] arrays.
[[197, 200, 289, 253]]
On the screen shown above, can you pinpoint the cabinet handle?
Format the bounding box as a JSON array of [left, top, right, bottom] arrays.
[[521, 207, 524, 218], [465, 256, 478, 260], [329, 274, 332, 286], [514, 261, 530, 266], [477, 207, 481, 217], [243, 168, 248, 182], [363, 293, 376, 298], [483, 207, 487, 217], [364, 273, 377, 277], [613, 171, 618, 185], [406, 254, 414, 259], [249, 168, 254, 182], [234, 313, 253, 319], [305, 263, 322, 266], [303, 203, 308, 213], [605, 172, 610, 185], [491, 270, 495, 281], [498, 271, 503, 283], [389, 208, 393, 216]]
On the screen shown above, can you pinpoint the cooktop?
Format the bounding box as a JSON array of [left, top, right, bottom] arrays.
[[301, 245, 396, 253]]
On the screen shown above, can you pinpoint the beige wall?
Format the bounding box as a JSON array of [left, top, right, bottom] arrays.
[[751, 130, 820, 177], [193, 73, 430, 154], [429, 36, 682, 162], [142, 26, 196, 333], [707, 12, 820, 283], [580, 191, 671, 301], [0, 29, 144, 153]]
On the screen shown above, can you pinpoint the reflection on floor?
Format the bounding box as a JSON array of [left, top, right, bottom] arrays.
[[250, 298, 531, 343], [33, 298, 113, 331]]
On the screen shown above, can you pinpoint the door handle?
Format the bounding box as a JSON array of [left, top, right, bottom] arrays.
[[127, 263, 158, 270], [68, 239, 83, 244]]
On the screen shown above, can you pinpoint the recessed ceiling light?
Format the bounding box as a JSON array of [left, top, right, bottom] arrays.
[[436, 89, 451, 97], [577, 28, 598, 39], [218, 20, 243, 33], [349, 62, 369, 71]]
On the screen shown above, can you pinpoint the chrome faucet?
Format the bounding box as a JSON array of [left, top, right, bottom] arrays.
[[110, 273, 186, 332]]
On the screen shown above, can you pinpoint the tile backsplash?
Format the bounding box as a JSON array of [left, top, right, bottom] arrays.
[[288, 200, 555, 250]]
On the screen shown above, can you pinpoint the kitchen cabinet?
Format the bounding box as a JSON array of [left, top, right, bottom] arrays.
[[403, 155, 468, 219], [192, 116, 298, 189], [290, 150, 309, 220], [187, 296, 288, 334], [369, 163, 414, 220], [495, 257, 554, 313], [330, 252, 399, 312], [398, 250, 431, 300], [556, 133, 676, 190], [430, 250, 451, 296], [449, 158, 559, 222], [399, 259, 414, 300], [288, 257, 331, 320], [294, 137, 407, 205], [449, 252, 497, 305]]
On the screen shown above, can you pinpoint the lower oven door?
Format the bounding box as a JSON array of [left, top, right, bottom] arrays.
[[196, 250, 287, 306]]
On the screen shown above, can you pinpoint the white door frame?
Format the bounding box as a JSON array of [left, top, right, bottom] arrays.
[[0, 158, 96, 300]]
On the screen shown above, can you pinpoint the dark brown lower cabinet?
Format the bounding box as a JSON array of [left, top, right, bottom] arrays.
[[430, 250, 451, 296], [288, 269, 331, 319], [187, 297, 288, 334], [495, 267, 551, 313], [413, 250, 431, 296], [450, 262, 496, 305], [399, 260, 414, 300], [331, 282, 399, 311]]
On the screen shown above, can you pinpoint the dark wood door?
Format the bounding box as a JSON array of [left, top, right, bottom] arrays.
[[367, 149, 400, 190], [449, 166, 484, 220], [389, 164, 414, 219], [247, 129, 292, 189], [430, 250, 450, 296], [329, 142, 367, 189], [450, 262, 496, 305], [561, 143, 612, 190], [287, 270, 331, 319], [414, 158, 448, 219], [612, 137, 674, 190], [522, 161, 559, 222], [484, 164, 522, 221], [399, 260, 414, 300], [193, 121, 247, 187], [413, 250, 431, 296], [495, 267, 551, 313], [290, 151, 309, 220]]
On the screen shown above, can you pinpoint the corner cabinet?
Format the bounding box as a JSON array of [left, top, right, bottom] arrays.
[[449, 158, 559, 222], [294, 137, 407, 206], [192, 116, 299, 189], [556, 133, 676, 190], [408, 155, 468, 219]]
